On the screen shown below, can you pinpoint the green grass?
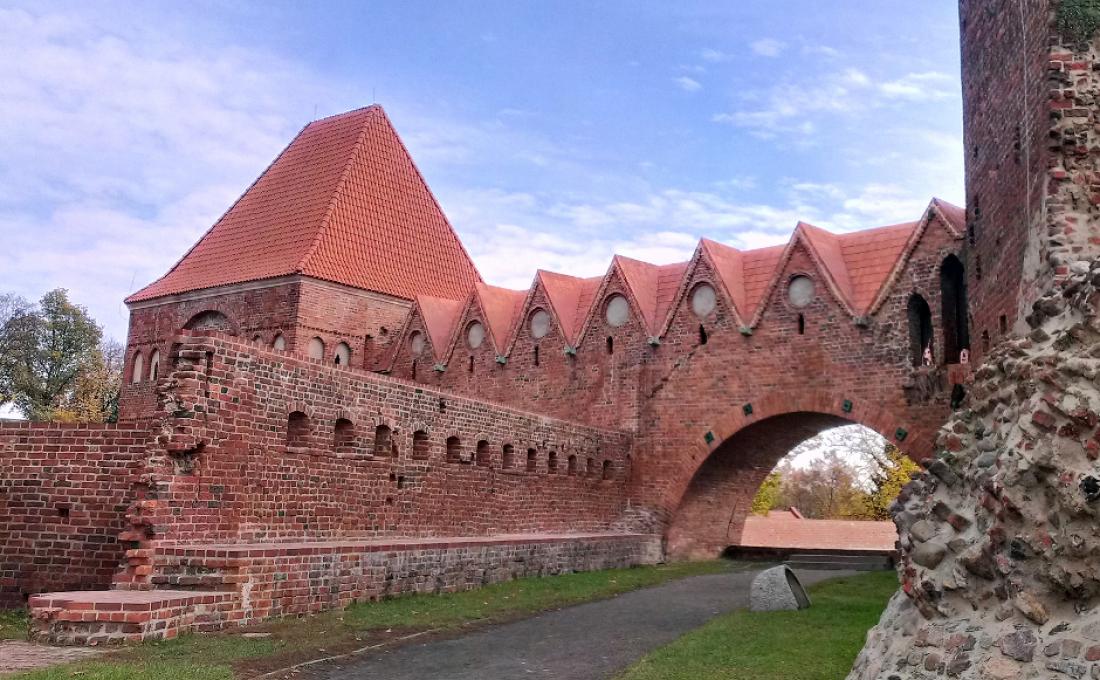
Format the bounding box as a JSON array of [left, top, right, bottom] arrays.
[[0, 610, 28, 641], [617, 571, 898, 680], [5, 560, 732, 680]]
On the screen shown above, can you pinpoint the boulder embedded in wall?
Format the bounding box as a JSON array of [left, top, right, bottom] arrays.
[[848, 261, 1100, 679]]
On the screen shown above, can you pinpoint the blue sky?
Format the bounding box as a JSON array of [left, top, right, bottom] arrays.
[[0, 1, 963, 342]]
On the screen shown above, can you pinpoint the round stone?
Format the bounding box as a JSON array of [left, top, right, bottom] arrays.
[[466, 322, 485, 349], [787, 275, 815, 308], [691, 283, 717, 317], [605, 295, 630, 327], [530, 309, 551, 339], [408, 331, 425, 356]]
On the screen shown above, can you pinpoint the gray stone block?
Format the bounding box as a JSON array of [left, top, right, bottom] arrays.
[[749, 566, 811, 612]]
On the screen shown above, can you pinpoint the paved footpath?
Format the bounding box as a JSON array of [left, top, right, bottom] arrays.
[[302, 567, 851, 680]]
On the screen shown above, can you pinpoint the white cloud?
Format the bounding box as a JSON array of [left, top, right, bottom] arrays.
[[699, 48, 734, 63], [750, 38, 785, 57], [879, 72, 955, 100], [674, 76, 702, 92]]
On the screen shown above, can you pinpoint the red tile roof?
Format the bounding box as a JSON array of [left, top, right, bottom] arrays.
[[740, 512, 897, 552], [539, 271, 603, 345], [837, 222, 918, 312], [415, 295, 465, 360], [127, 105, 481, 303], [474, 283, 527, 352]]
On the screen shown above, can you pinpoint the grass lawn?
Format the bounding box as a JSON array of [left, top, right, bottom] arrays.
[[0, 610, 28, 641], [3, 560, 732, 680], [617, 570, 898, 680]]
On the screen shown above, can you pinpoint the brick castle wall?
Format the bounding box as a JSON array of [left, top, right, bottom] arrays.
[[120, 332, 635, 555], [0, 422, 149, 605]]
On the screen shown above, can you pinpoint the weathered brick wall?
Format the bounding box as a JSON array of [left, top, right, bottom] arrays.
[[958, 0, 1053, 358], [0, 422, 149, 605], [121, 277, 413, 418], [122, 332, 634, 553]]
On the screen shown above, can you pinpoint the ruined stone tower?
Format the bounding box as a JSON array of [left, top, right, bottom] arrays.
[[849, 3, 1100, 677]]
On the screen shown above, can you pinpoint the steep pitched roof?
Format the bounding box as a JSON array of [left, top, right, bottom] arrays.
[[612, 256, 690, 335], [474, 283, 526, 352], [538, 271, 602, 345], [127, 105, 481, 303], [797, 222, 856, 311], [415, 295, 465, 359]]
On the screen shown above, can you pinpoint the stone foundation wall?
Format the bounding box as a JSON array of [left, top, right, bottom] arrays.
[[0, 422, 149, 605]]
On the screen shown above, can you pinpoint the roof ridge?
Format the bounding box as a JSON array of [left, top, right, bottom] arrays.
[[296, 110, 377, 274], [374, 106, 483, 285]]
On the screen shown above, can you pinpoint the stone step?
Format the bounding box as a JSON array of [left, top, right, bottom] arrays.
[[785, 552, 894, 571], [28, 590, 238, 645]]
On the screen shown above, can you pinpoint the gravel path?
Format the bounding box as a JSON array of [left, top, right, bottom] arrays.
[[302, 567, 852, 680]]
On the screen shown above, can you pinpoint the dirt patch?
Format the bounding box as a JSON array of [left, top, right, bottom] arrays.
[[0, 640, 106, 675]]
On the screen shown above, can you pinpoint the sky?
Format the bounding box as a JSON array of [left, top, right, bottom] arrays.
[[0, 1, 964, 344]]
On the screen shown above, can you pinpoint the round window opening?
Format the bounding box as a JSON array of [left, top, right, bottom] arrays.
[[466, 322, 485, 349], [788, 275, 815, 308], [409, 331, 425, 356], [605, 295, 630, 327], [530, 309, 551, 339], [691, 284, 717, 317]]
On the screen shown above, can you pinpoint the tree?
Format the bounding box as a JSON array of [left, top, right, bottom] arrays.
[[863, 444, 920, 520], [0, 289, 112, 421], [0, 293, 32, 408], [752, 471, 783, 515], [52, 339, 124, 423]]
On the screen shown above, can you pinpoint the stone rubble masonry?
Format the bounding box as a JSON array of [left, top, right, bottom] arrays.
[[849, 4, 1100, 677], [0, 421, 151, 607]]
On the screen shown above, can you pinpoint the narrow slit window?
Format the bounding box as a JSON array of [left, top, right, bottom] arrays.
[[606, 337, 614, 355], [797, 314, 805, 335], [699, 325, 708, 345], [534, 345, 540, 366]]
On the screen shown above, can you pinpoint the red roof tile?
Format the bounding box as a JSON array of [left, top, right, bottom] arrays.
[[127, 105, 481, 303], [474, 283, 527, 352], [539, 271, 602, 345], [739, 513, 897, 552], [837, 222, 918, 312], [415, 295, 465, 359]]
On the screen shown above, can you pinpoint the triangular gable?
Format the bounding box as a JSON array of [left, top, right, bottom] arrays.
[[700, 239, 748, 317], [128, 105, 481, 304], [473, 283, 526, 353], [538, 271, 602, 346], [414, 295, 465, 360], [797, 223, 855, 310], [613, 256, 691, 336], [865, 199, 966, 316]]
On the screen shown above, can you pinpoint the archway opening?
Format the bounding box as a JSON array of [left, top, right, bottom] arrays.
[[183, 310, 235, 334], [667, 413, 914, 560], [907, 294, 933, 366], [940, 255, 970, 363]]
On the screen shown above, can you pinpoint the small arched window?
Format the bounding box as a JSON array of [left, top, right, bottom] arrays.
[[183, 310, 233, 334], [602, 460, 613, 480], [334, 418, 355, 454], [334, 342, 351, 366], [373, 424, 392, 457], [308, 337, 325, 361], [447, 436, 463, 463], [526, 448, 538, 472], [130, 351, 144, 384], [567, 454, 578, 476], [502, 444, 515, 469], [287, 411, 310, 449], [908, 294, 934, 367], [412, 430, 430, 460], [548, 451, 559, 473], [586, 457, 596, 477], [476, 440, 491, 467], [149, 350, 161, 381], [272, 334, 286, 351]]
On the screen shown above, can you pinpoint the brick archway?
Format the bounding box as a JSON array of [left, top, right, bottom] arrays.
[[663, 389, 922, 559]]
